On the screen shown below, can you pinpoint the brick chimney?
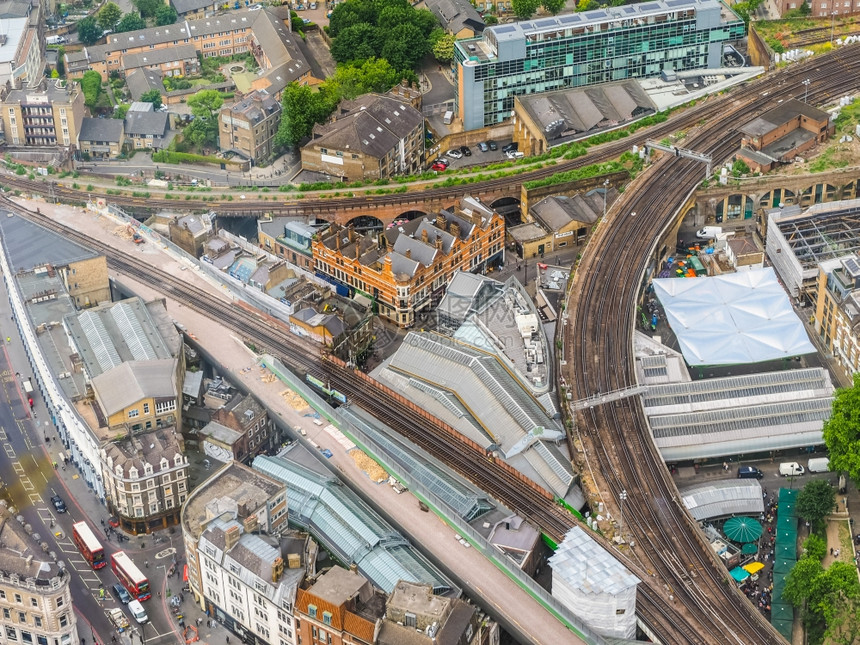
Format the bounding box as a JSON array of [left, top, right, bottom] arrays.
[[421, 229, 429, 243], [383, 255, 393, 275], [347, 225, 355, 242], [435, 213, 446, 230], [435, 234, 443, 251], [225, 525, 241, 551], [450, 221, 461, 238], [355, 243, 361, 260], [404, 249, 411, 259]]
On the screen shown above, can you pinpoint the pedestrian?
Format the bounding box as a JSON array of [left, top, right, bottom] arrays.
[[144, 560, 149, 568], [835, 549, 840, 558], [197, 617, 202, 626], [226, 638, 230, 644], [831, 548, 834, 555]]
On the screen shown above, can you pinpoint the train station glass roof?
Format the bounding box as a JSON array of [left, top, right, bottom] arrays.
[[653, 268, 816, 366]]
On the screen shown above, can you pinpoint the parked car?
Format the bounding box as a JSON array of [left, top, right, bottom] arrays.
[[310, 1, 317, 7], [506, 150, 524, 159], [446, 148, 463, 159], [477, 142, 489, 152], [434, 157, 450, 167], [487, 140, 498, 151], [111, 583, 132, 605], [50, 495, 66, 513], [431, 162, 448, 171], [459, 145, 472, 156], [737, 466, 763, 479], [502, 142, 518, 153]]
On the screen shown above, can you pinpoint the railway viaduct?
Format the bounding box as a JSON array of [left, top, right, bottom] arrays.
[[690, 165, 860, 224]]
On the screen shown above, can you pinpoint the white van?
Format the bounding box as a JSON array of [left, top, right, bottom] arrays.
[[127, 600, 148, 624], [807, 457, 830, 473], [779, 462, 805, 477], [443, 110, 454, 125], [696, 226, 723, 240]]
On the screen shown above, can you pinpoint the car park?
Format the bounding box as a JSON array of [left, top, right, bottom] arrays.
[[487, 140, 498, 151], [446, 148, 463, 159], [50, 495, 67, 513], [112, 583, 132, 604], [502, 142, 518, 153], [477, 142, 489, 152], [459, 145, 472, 156]]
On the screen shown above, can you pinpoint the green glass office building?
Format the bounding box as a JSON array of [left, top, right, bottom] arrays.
[[454, 0, 744, 130]]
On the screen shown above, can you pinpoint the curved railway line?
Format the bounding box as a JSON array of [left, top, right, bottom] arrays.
[[567, 44, 860, 645], [4, 46, 860, 643]]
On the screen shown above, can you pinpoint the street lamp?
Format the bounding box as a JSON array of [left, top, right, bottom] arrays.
[[619, 489, 628, 536], [602, 178, 610, 218], [831, 10, 838, 44], [802, 78, 811, 104]]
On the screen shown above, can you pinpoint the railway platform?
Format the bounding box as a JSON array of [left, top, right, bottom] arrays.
[[17, 196, 587, 645]]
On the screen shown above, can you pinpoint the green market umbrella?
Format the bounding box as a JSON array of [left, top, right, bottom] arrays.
[[724, 517, 763, 543], [742, 542, 759, 554]]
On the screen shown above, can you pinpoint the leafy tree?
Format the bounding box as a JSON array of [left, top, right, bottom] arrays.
[[801, 533, 827, 562], [328, 0, 378, 37], [184, 118, 217, 147], [484, 14, 498, 25], [542, 0, 565, 13], [116, 12, 146, 33], [797, 479, 836, 532], [56, 47, 65, 76], [50, 68, 59, 79], [783, 556, 824, 608], [140, 89, 163, 110], [379, 23, 428, 72], [823, 373, 860, 486], [377, 5, 411, 31], [410, 8, 440, 36], [328, 57, 400, 100], [512, 0, 540, 19], [155, 5, 178, 25], [114, 104, 130, 119], [431, 33, 455, 63], [187, 89, 224, 120], [81, 70, 102, 108], [274, 83, 337, 148], [330, 23, 379, 64], [576, 0, 599, 10], [77, 16, 103, 46], [133, 0, 162, 18], [97, 2, 122, 32]]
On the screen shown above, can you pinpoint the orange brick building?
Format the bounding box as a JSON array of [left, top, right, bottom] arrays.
[[312, 196, 506, 327], [294, 567, 386, 645]]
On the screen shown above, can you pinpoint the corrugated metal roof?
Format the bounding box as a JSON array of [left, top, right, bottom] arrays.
[[550, 527, 639, 595], [680, 480, 765, 521], [91, 359, 177, 416], [253, 456, 455, 595]]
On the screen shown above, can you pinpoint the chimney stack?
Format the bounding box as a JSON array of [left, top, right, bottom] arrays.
[[348, 226, 355, 242], [435, 213, 446, 230], [435, 234, 442, 251], [225, 525, 241, 551], [404, 249, 412, 259], [450, 221, 461, 238], [355, 243, 361, 260], [421, 229, 429, 243]]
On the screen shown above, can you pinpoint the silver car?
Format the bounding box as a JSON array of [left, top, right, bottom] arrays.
[[446, 148, 463, 159]]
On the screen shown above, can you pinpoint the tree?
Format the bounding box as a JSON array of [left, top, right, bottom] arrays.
[[576, 0, 599, 11], [56, 47, 65, 77], [187, 89, 224, 120], [542, 0, 566, 14], [155, 5, 177, 25], [801, 533, 827, 562], [797, 479, 836, 531], [328, 57, 400, 100], [50, 69, 59, 79], [184, 118, 217, 147], [116, 12, 146, 33], [274, 83, 337, 148], [140, 89, 163, 110], [97, 2, 122, 32], [77, 16, 103, 46], [133, 0, 162, 18], [824, 374, 860, 486], [431, 33, 455, 63], [330, 23, 379, 64], [512, 0, 540, 19], [379, 23, 428, 72], [81, 70, 102, 108]]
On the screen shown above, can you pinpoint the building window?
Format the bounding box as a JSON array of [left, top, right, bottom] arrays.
[[308, 605, 317, 619], [21, 633, 32, 644], [3, 609, 10, 619], [59, 614, 67, 627], [18, 612, 25, 623], [156, 400, 175, 414], [128, 409, 139, 418], [143, 403, 150, 414], [33, 618, 40, 628], [29, 599, 36, 608], [322, 611, 332, 626], [6, 627, 16, 641]]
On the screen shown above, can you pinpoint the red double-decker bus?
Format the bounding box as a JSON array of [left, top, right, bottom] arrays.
[[72, 522, 106, 569], [111, 551, 151, 601]]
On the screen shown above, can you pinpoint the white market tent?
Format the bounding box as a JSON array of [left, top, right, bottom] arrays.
[[652, 267, 816, 366]]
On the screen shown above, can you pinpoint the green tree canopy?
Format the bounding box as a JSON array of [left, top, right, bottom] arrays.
[[97, 2, 122, 32], [330, 23, 379, 64], [77, 16, 103, 46], [785, 557, 860, 638], [116, 12, 146, 33], [155, 5, 178, 25], [380, 23, 428, 71], [187, 89, 224, 119], [542, 0, 566, 14], [81, 70, 102, 108], [328, 57, 400, 100], [512, 0, 540, 19], [140, 89, 163, 110], [274, 83, 337, 149], [56, 47, 65, 76], [133, 0, 162, 18], [431, 33, 455, 63], [801, 532, 827, 562], [823, 374, 860, 485], [797, 479, 836, 531]]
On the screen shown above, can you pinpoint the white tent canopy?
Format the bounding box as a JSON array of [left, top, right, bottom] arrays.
[[653, 268, 816, 366]]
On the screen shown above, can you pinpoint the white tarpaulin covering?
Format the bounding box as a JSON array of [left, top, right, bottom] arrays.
[[652, 268, 816, 366]]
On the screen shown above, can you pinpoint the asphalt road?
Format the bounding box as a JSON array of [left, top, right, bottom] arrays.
[[0, 284, 184, 645]]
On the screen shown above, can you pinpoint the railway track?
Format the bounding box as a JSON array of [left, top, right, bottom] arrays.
[[567, 44, 860, 644], [4, 46, 859, 643]]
